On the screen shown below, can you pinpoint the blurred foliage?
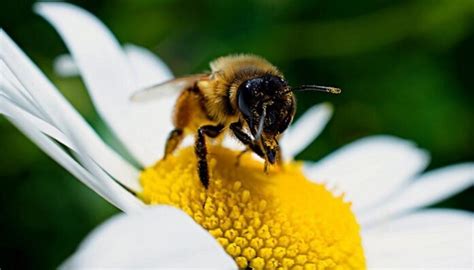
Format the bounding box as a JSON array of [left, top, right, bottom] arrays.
[[1, 0, 473, 268]]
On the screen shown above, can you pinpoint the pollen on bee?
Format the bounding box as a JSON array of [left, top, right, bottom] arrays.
[[140, 146, 365, 269]]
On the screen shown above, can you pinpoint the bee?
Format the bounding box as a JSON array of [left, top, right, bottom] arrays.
[[132, 54, 341, 188]]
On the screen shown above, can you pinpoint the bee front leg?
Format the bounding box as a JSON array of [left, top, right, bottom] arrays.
[[230, 122, 265, 159], [195, 124, 224, 188], [164, 128, 184, 159], [235, 149, 249, 167]]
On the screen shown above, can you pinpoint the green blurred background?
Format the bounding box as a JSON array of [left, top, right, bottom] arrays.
[[1, 0, 473, 268]]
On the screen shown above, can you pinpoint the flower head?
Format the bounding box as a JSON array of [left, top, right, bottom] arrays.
[[0, 2, 472, 269], [141, 146, 364, 269]]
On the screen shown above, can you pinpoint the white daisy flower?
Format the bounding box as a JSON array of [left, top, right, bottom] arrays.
[[1, 2, 472, 269]]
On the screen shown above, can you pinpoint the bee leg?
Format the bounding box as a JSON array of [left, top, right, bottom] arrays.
[[276, 149, 284, 170], [264, 160, 269, 173], [164, 128, 184, 159], [195, 124, 224, 188], [235, 149, 249, 167], [230, 122, 265, 159]]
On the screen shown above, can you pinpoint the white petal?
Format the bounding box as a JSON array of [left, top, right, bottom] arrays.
[[0, 70, 41, 119], [0, 30, 141, 192], [359, 163, 474, 225], [304, 136, 430, 211], [54, 44, 173, 86], [57, 113, 145, 213], [53, 54, 80, 77], [280, 103, 333, 160], [1, 95, 143, 213], [123, 44, 173, 89], [1, 109, 143, 212], [61, 206, 237, 269], [0, 95, 73, 150], [0, 60, 45, 118], [363, 209, 473, 268], [35, 3, 177, 166], [0, 94, 143, 212]]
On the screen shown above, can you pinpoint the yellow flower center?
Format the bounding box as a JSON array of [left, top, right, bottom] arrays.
[[140, 146, 365, 269]]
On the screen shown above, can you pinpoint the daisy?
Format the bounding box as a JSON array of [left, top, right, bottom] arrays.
[[1, 2, 472, 269]]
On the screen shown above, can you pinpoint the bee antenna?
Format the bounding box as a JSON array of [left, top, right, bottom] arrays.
[[292, 85, 342, 94], [254, 105, 267, 141]]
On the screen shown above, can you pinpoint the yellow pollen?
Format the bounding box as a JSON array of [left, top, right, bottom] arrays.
[[140, 146, 365, 269]]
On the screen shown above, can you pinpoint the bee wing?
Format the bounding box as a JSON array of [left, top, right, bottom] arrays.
[[130, 74, 209, 102]]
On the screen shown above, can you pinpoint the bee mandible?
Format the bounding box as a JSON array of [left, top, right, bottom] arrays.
[[132, 54, 341, 188]]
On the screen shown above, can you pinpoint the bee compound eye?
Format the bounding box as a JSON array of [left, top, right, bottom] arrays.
[[237, 84, 252, 117], [237, 78, 262, 117]]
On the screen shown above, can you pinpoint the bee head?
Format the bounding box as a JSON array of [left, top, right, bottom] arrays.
[[237, 75, 296, 164], [236, 72, 341, 164]]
